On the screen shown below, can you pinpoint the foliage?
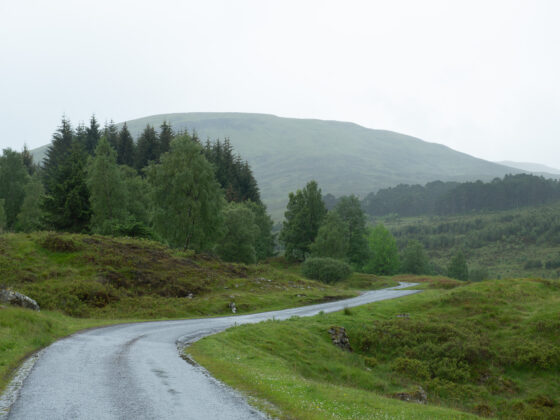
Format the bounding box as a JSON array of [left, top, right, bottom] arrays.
[[42, 141, 91, 232], [15, 173, 45, 232], [0, 199, 6, 232], [364, 224, 400, 275], [310, 211, 349, 259], [84, 115, 101, 155], [203, 138, 260, 203], [301, 257, 352, 283], [334, 195, 370, 267], [147, 134, 223, 251], [447, 251, 469, 281], [401, 240, 430, 274], [116, 122, 135, 167], [216, 202, 259, 264], [191, 278, 560, 420], [86, 137, 128, 234], [245, 200, 276, 260], [0, 148, 29, 229], [363, 174, 560, 218], [280, 180, 327, 261], [135, 124, 160, 171]]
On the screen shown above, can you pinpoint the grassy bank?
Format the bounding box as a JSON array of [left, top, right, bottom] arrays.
[[0, 232, 392, 394], [188, 277, 560, 419]]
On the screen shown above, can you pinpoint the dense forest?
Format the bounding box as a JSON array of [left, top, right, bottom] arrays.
[[361, 174, 560, 217], [0, 116, 274, 263]]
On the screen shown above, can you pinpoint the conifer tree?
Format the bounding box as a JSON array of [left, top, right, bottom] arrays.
[[85, 115, 101, 155], [117, 122, 135, 167], [21, 144, 36, 175], [135, 124, 159, 171], [42, 142, 91, 232], [104, 120, 119, 151], [86, 137, 127, 234], [43, 117, 74, 194], [159, 121, 174, 155]]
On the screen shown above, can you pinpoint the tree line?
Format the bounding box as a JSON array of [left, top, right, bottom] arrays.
[[0, 116, 274, 264], [361, 174, 560, 217], [278, 180, 471, 281]]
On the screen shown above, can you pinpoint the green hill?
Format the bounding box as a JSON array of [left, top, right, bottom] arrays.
[[32, 113, 523, 219]]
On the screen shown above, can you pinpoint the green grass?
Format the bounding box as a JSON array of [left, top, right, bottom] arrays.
[[0, 232, 391, 395], [188, 277, 560, 419]]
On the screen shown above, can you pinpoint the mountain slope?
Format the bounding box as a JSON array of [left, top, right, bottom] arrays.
[[498, 160, 560, 176], [32, 113, 523, 218]]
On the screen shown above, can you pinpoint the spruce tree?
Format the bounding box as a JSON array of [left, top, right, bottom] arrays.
[[117, 122, 135, 167], [43, 117, 74, 195], [21, 144, 36, 175], [104, 120, 119, 151], [42, 141, 91, 232], [135, 124, 159, 171], [159, 121, 174, 155], [85, 115, 101, 155]]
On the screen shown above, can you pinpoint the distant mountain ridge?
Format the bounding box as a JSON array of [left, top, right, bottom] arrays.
[[498, 161, 560, 176], [32, 112, 526, 219]]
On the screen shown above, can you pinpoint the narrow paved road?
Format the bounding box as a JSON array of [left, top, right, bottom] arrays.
[[7, 283, 419, 420]]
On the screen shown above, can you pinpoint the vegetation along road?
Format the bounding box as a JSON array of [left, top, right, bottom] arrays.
[[5, 283, 418, 419]]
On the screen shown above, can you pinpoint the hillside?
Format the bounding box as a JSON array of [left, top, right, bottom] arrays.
[[190, 277, 560, 419], [498, 161, 560, 176], [32, 113, 523, 218]]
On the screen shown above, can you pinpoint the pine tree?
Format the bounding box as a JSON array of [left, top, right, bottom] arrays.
[[0, 149, 30, 229], [135, 125, 159, 171], [279, 180, 327, 261], [86, 137, 127, 234], [85, 115, 101, 155], [117, 122, 135, 167], [42, 141, 91, 232], [159, 121, 174, 155], [21, 144, 36, 175], [43, 117, 74, 195], [104, 120, 119, 151]]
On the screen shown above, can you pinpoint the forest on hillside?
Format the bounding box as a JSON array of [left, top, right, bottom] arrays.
[[359, 174, 560, 217], [0, 116, 274, 264]]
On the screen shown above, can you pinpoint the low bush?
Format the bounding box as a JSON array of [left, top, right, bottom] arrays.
[[301, 257, 352, 283]]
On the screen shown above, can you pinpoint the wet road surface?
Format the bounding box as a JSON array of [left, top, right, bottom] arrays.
[[7, 283, 419, 420]]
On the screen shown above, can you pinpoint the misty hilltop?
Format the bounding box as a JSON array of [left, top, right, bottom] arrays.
[[33, 112, 524, 218]]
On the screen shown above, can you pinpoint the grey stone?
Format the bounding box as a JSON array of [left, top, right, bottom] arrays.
[[328, 326, 352, 352], [0, 289, 40, 311]]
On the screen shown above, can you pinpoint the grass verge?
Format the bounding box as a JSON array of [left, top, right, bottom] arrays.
[[188, 277, 560, 419]]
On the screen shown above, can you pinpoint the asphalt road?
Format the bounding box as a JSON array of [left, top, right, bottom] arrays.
[[7, 283, 419, 420]]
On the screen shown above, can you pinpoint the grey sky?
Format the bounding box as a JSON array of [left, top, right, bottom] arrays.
[[1, 0, 559, 167]]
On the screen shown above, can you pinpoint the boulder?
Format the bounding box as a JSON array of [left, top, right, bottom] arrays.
[[328, 326, 352, 352], [0, 288, 40, 311], [392, 386, 427, 404]]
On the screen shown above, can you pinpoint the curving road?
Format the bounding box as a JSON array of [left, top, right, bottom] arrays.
[[6, 283, 419, 420]]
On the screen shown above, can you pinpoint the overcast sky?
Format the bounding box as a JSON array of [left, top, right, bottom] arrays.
[[1, 0, 559, 167]]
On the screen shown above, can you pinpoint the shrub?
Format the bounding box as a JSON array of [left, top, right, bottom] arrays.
[[392, 357, 430, 380], [301, 257, 352, 283], [524, 259, 543, 270]]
